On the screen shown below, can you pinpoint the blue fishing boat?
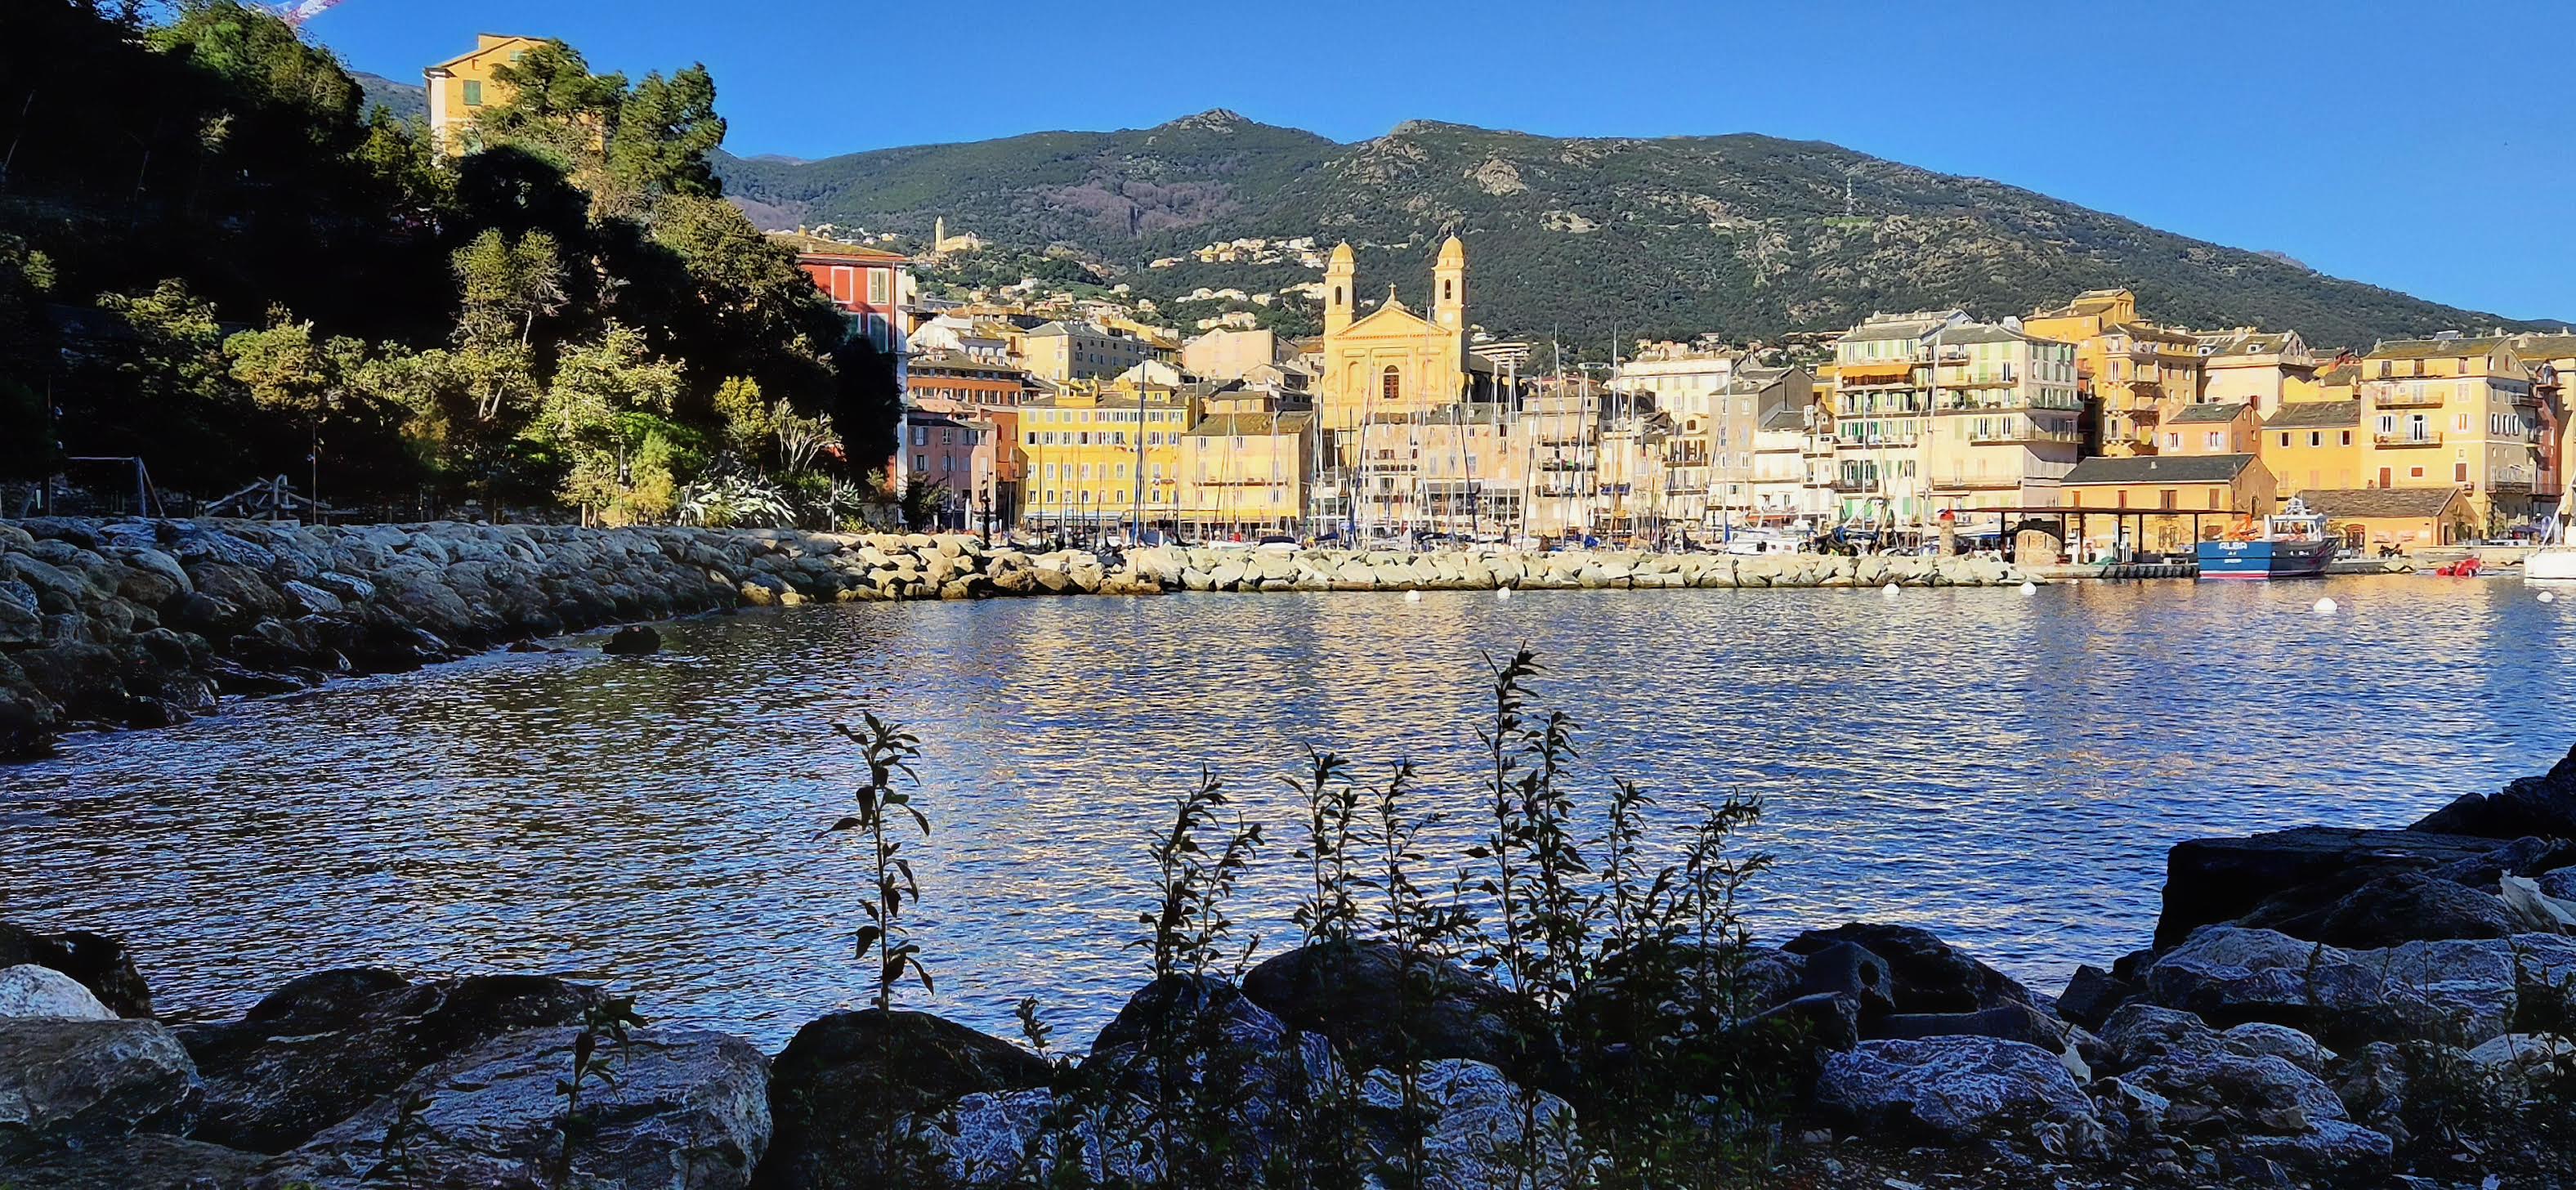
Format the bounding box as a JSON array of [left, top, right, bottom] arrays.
[[2196, 499, 2337, 580]]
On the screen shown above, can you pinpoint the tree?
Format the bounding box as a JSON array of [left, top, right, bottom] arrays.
[[535, 322, 694, 524], [62, 279, 254, 494], [829, 335, 905, 476], [0, 235, 60, 483]]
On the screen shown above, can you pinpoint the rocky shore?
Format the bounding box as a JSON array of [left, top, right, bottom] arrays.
[[7, 750, 2576, 1188], [0, 517, 2037, 758]]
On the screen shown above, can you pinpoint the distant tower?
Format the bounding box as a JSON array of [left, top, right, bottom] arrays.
[[1324, 242, 1357, 337], [1433, 235, 1467, 333], [933, 217, 947, 253]]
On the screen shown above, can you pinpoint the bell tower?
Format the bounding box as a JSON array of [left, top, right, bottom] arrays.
[[1324, 242, 1356, 337], [1433, 235, 1467, 333]]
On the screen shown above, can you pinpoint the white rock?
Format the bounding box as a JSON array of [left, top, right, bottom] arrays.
[[0, 965, 115, 1021]]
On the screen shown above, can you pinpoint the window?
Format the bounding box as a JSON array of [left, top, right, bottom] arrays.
[[913, 454, 927, 472], [912, 426, 927, 446], [2208, 490, 2224, 510], [2456, 463, 2470, 484], [2160, 490, 2179, 510], [463, 80, 484, 106], [2205, 432, 2223, 450], [2309, 432, 2322, 448], [2340, 431, 2352, 446], [1381, 366, 1401, 401], [2408, 466, 2425, 479], [2280, 432, 2292, 448]]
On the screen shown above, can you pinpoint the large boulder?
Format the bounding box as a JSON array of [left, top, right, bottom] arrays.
[[0, 925, 154, 1018], [0, 965, 117, 1021], [756, 1009, 1048, 1190], [1783, 923, 2034, 1016], [2236, 870, 2520, 947], [0, 1018, 202, 1160], [906, 1087, 1156, 1190], [262, 1026, 769, 1190], [178, 968, 608, 1152], [1242, 940, 1533, 1074], [1812, 1036, 2103, 1153], [2140, 925, 2576, 1047], [2157, 827, 2544, 946], [2413, 744, 2576, 839], [0, 1134, 271, 1190], [1358, 1058, 1576, 1190]]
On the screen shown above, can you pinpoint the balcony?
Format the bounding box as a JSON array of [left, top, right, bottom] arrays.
[[2370, 388, 2447, 409], [1970, 427, 2086, 445], [2373, 431, 2444, 447], [1831, 476, 1881, 493]]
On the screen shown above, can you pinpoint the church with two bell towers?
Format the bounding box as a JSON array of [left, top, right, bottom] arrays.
[[1315, 236, 1506, 433]]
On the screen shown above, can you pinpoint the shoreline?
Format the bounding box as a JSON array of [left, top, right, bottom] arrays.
[[1, 517, 2042, 759]]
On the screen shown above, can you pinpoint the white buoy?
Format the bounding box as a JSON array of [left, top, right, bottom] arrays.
[[2019, 581, 2038, 595], [1881, 582, 1900, 596], [2313, 597, 2337, 615], [1405, 589, 1423, 602], [1496, 586, 1514, 601], [2541, 591, 2558, 604]]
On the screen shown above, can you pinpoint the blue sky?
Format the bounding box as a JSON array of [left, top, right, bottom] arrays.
[[310, 0, 2574, 321]]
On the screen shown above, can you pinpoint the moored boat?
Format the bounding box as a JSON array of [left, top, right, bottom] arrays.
[[2196, 500, 2337, 580], [2525, 517, 2576, 582]]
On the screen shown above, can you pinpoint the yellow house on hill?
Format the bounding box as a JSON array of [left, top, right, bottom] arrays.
[[424, 34, 548, 155]]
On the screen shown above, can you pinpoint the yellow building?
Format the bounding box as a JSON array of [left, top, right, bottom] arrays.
[[1017, 378, 1196, 530], [2297, 488, 2473, 552], [2158, 402, 2259, 455], [1022, 321, 1160, 385], [2023, 289, 2204, 456], [2356, 337, 2544, 530], [2196, 329, 2319, 414], [2059, 454, 2278, 554], [423, 34, 548, 155], [1315, 238, 1508, 433], [2259, 401, 2368, 495], [1179, 412, 1315, 534]]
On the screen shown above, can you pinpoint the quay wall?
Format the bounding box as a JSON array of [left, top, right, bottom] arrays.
[[0, 517, 2036, 755]]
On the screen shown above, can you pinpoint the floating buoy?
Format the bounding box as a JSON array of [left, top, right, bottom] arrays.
[[1496, 586, 1514, 601], [1404, 589, 1423, 602], [2541, 591, 2558, 604], [2019, 581, 2037, 595], [1881, 582, 1900, 596], [2313, 597, 2337, 615]]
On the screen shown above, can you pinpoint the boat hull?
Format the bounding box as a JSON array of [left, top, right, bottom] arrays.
[[2527, 548, 2576, 582], [2195, 539, 2337, 580]]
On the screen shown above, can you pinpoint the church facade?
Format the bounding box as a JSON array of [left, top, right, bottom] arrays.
[[1314, 237, 1507, 432]]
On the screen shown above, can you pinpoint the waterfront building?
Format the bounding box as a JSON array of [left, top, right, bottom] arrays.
[[1339, 405, 1525, 540], [2023, 289, 2204, 457], [773, 230, 913, 356], [2259, 401, 2368, 496], [1179, 413, 1316, 535], [2355, 337, 2545, 530], [2505, 332, 2576, 514], [1181, 328, 1290, 381], [1919, 324, 2084, 514], [2059, 454, 2277, 554], [2296, 487, 2474, 552], [1830, 311, 2082, 525], [2158, 402, 2260, 455], [2196, 329, 2320, 414], [907, 352, 1031, 526], [901, 409, 982, 529], [1747, 369, 1833, 528], [1315, 238, 1511, 433], [1017, 378, 1196, 531], [1024, 321, 1159, 384], [1829, 310, 1967, 526], [1617, 345, 1742, 529], [423, 34, 546, 154]]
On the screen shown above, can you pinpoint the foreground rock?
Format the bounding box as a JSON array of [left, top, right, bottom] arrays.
[[2155, 826, 2564, 946], [0, 924, 155, 1017], [2413, 743, 2576, 839], [177, 968, 609, 1152], [0, 1017, 202, 1160], [0, 1134, 271, 1190], [756, 1009, 1048, 1190], [1813, 1036, 2103, 1156], [1242, 939, 1535, 1075], [0, 965, 118, 1021], [261, 1026, 770, 1190]]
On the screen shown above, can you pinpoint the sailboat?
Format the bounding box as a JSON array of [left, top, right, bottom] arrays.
[[2525, 514, 2576, 582]]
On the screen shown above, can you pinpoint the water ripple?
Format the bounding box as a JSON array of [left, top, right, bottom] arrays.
[[4, 577, 2571, 1047]]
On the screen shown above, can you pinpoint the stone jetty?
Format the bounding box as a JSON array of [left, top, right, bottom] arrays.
[[0, 517, 2037, 758], [6, 749, 2576, 1188]]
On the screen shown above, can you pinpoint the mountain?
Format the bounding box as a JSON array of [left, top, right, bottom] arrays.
[[714, 112, 2550, 351], [353, 71, 427, 123]]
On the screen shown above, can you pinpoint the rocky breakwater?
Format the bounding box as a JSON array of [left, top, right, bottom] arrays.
[[1, 517, 2036, 760], [1120, 543, 2034, 594]]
